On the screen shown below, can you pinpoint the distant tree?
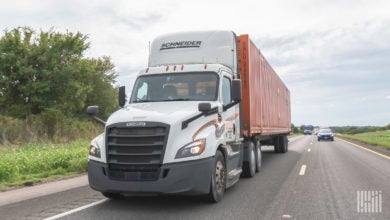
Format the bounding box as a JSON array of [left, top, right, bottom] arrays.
[[0, 27, 117, 119], [291, 123, 299, 134]]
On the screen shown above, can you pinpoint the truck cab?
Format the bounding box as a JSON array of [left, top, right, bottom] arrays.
[[87, 30, 290, 202], [87, 31, 244, 202]]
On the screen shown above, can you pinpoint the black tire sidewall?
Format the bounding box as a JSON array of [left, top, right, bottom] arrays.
[[255, 141, 262, 172]]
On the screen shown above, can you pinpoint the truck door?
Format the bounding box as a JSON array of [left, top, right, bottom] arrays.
[[221, 74, 237, 143]]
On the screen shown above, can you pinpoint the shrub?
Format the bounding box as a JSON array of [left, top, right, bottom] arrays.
[[0, 114, 102, 145]]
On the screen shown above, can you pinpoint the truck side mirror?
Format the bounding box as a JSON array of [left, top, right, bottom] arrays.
[[232, 79, 241, 102], [87, 106, 99, 115], [118, 86, 126, 108], [198, 102, 211, 112], [86, 105, 106, 125]]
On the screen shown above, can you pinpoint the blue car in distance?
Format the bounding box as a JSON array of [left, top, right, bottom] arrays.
[[317, 128, 334, 141]]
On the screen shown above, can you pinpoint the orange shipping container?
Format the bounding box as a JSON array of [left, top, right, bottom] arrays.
[[237, 35, 291, 137]]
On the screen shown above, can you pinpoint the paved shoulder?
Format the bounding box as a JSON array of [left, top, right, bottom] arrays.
[[0, 175, 88, 206]]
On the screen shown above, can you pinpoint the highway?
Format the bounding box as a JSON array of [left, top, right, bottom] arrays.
[[1, 135, 389, 220]]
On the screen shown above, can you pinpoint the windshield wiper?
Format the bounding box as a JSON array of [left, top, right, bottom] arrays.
[[161, 98, 192, 101]]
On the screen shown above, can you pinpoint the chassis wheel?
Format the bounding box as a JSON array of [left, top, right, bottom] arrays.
[[280, 136, 288, 153], [255, 141, 262, 172], [207, 150, 226, 203], [274, 137, 281, 153], [242, 142, 256, 177]]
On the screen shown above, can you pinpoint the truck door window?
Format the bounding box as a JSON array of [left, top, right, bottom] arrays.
[[222, 77, 231, 105]]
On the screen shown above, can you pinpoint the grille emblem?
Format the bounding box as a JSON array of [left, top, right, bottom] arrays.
[[126, 122, 146, 127]]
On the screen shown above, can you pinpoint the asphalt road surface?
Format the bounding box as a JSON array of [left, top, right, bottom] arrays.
[[1, 135, 389, 220]]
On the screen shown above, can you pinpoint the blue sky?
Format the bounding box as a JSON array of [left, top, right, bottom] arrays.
[[1, 0, 389, 126]]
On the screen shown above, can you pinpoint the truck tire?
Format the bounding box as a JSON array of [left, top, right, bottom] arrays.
[[207, 150, 226, 203], [255, 141, 262, 172], [242, 142, 256, 177], [102, 192, 123, 199], [274, 137, 281, 153], [280, 136, 288, 153]]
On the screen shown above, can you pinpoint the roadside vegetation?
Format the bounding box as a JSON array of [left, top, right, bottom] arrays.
[[331, 125, 390, 135], [0, 27, 115, 189], [0, 140, 89, 189], [337, 130, 390, 150], [291, 123, 389, 150]]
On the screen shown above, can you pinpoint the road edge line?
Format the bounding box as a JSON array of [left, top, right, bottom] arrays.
[[43, 198, 108, 220], [337, 138, 390, 160]]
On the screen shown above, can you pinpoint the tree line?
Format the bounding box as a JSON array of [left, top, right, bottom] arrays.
[[0, 27, 118, 119], [0, 27, 118, 144], [291, 123, 390, 135]]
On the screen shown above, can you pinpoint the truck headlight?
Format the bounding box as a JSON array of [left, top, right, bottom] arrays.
[[89, 140, 101, 158], [175, 139, 206, 159]]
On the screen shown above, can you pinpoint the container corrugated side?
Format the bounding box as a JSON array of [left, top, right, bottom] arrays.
[[237, 35, 291, 137]]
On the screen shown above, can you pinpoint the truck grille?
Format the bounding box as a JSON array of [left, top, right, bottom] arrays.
[[106, 122, 169, 181]]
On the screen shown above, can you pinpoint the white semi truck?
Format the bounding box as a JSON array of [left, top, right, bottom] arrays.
[[87, 31, 291, 202]]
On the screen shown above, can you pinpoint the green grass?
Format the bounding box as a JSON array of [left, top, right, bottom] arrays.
[[338, 130, 390, 150], [0, 140, 89, 190]]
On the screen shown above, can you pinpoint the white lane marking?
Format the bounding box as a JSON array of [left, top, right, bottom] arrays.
[[299, 165, 307, 176], [43, 199, 108, 220], [308, 148, 311, 152]]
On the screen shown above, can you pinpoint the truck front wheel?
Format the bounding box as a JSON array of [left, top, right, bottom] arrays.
[[207, 150, 226, 203]]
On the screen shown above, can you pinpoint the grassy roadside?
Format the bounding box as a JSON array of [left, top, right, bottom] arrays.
[[0, 140, 89, 190], [337, 130, 390, 150]]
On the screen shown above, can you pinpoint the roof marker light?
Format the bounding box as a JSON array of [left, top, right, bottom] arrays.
[[181, 64, 184, 71], [146, 67, 149, 73], [166, 66, 169, 71], [173, 65, 177, 71], [204, 64, 207, 69]]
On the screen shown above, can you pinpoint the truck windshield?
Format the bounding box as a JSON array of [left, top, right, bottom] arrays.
[[130, 72, 218, 103]]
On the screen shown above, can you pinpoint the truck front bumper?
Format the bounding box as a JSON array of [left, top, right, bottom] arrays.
[[88, 157, 214, 195]]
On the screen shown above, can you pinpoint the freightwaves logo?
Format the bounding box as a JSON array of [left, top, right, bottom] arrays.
[[160, 41, 202, 50]]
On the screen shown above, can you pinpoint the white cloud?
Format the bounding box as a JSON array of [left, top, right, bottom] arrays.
[[1, 0, 390, 126]]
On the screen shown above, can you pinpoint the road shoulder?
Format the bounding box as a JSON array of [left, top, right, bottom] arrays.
[[336, 136, 390, 158], [0, 174, 88, 207]]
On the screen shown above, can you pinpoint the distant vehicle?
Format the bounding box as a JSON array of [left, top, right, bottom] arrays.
[[304, 130, 312, 135], [317, 128, 334, 141]]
